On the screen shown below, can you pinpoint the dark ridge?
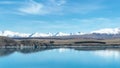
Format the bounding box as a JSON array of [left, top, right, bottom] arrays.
[[74, 41, 106, 44]]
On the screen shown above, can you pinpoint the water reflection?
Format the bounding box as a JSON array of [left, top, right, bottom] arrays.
[[58, 48, 69, 53], [0, 46, 120, 58], [94, 50, 120, 59], [0, 46, 120, 68]]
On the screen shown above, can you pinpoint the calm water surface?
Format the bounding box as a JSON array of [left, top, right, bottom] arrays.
[[0, 47, 120, 68]]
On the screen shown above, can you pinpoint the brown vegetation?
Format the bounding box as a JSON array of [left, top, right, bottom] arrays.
[[1, 36, 120, 46]]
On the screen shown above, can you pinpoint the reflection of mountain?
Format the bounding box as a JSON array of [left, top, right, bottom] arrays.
[[0, 48, 16, 56], [1, 46, 120, 57], [0, 46, 56, 57]]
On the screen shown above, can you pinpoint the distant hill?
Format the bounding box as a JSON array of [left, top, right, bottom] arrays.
[[0, 36, 17, 46], [0, 36, 51, 46]]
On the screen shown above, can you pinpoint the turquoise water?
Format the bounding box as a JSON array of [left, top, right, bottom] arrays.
[[0, 48, 120, 68]]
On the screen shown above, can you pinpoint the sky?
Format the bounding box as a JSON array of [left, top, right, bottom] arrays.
[[0, 0, 120, 33]]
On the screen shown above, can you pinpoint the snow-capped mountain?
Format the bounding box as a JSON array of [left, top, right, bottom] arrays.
[[0, 28, 120, 38], [70, 32, 85, 35], [0, 30, 30, 37], [29, 32, 53, 37], [54, 32, 70, 36], [91, 28, 120, 34]]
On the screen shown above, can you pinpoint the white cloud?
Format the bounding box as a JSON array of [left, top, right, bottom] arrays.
[[49, 0, 66, 6], [18, 0, 46, 15], [0, 0, 105, 16], [66, 3, 104, 14], [18, 0, 104, 15], [18, 0, 66, 15], [29, 17, 120, 31]]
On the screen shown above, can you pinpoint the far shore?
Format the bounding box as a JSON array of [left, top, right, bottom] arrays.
[[1, 36, 120, 47]]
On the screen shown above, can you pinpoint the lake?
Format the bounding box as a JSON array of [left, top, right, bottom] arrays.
[[0, 47, 120, 68]]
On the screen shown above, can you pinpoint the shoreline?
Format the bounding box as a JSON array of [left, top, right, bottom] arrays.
[[1, 36, 120, 47], [0, 44, 120, 48]]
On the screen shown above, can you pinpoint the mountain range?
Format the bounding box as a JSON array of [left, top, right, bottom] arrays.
[[0, 30, 84, 38], [0, 28, 120, 39]]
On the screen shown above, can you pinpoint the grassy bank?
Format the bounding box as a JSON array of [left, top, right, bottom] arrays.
[[0, 36, 120, 46]]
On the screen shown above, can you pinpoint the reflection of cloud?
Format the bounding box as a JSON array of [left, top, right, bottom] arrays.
[[94, 50, 120, 59], [58, 48, 68, 53]]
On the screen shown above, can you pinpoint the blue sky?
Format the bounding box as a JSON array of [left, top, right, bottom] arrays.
[[0, 0, 120, 33]]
